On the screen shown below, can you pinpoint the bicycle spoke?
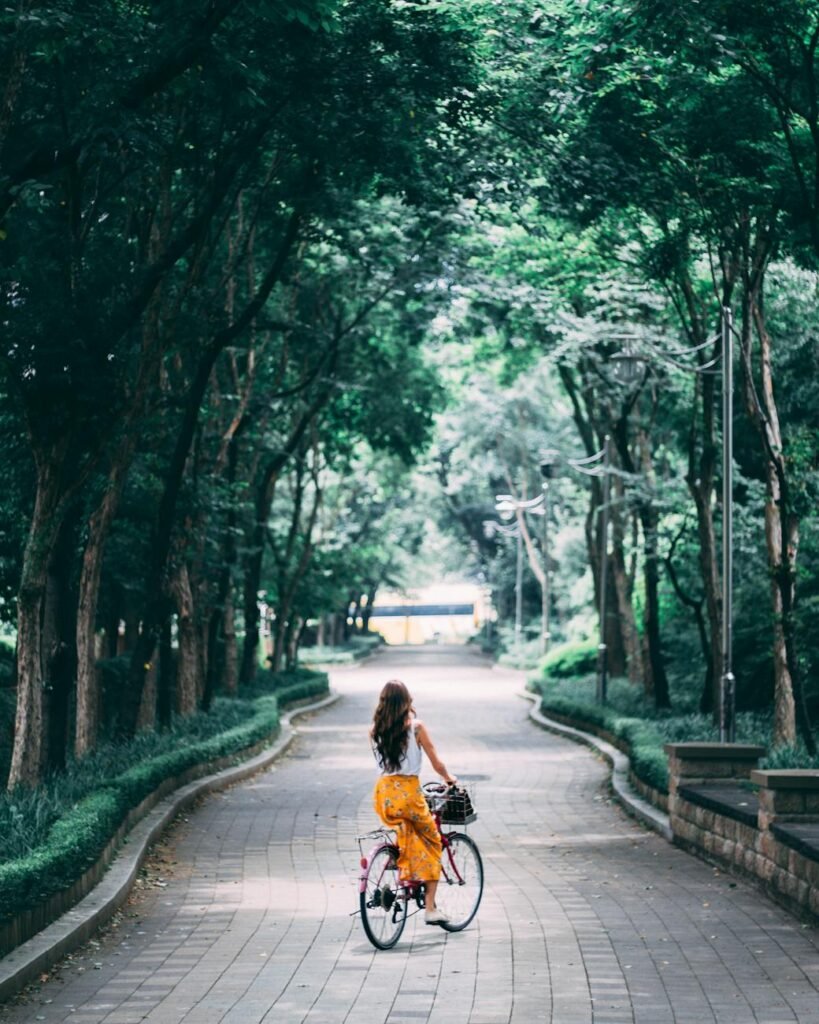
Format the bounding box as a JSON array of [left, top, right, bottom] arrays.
[[359, 844, 407, 949], [436, 833, 483, 932]]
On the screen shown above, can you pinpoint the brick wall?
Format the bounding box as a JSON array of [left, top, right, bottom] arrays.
[[665, 745, 819, 923]]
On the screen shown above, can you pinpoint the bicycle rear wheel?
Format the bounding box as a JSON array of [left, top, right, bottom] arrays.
[[360, 844, 407, 949], [437, 832, 483, 931]]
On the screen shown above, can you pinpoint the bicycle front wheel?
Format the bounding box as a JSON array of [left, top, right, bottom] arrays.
[[360, 844, 407, 950], [437, 832, 483, 932]]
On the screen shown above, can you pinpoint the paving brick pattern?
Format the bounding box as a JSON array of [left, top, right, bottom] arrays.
[[3, 645, 819, 1023]]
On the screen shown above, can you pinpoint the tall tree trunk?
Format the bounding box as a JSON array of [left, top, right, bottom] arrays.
[[155, 620, 174, 729], [128, 206, 306, 725], [362, 586, 377, 634], [240, 530, 267, 685], [664, 524, 713, 708], [75, 458, 132, 758], [8, 454, 68, 791], [286, 616, 304, 669], [238, 395, 333, 684], [204, 426, 243, 705], [222, 589, 239, 694], [269, 472, 321, 673], [610, 480, 640, 683], [170, 563, 200, 716], [583, 486, 627, 674], [123, 592, 140, 651], [689, 466, 721, 713], [271, 608, 288, 674], [42, 514, 78, 775], [637, 435, 670, 708], [612, 421, 670, 708], [661, 250, 743, 715], [685, 328, 721, 713], [740, 231, 813, 751], [638, 507, 670, 708], [560, 364, 630, 677]]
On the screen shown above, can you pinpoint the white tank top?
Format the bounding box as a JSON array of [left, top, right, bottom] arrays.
[[373, 724, 423, 776]]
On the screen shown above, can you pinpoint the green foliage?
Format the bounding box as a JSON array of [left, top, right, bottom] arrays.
[[529, 673, 670, 792], [243, 668, 330, 699], [496, 633, 544, 671], [0, 671, 328, 922], [532, 670, 819, 797], [541, 640, 598, 679], [0, 791, 123, 924], [299, 634, 383, 665], [759, 745, 819, 772]]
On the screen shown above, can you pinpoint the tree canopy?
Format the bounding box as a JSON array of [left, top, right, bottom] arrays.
[[1, 0, 818, 791]]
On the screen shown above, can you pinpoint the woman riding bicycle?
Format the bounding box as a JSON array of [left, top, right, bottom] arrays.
[[370, 680, 457, 927]]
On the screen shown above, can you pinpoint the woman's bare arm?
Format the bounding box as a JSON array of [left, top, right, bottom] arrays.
[[415, 721, 457, 785]]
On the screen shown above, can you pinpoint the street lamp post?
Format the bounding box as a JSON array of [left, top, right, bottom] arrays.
[[566, 441, 614, 704], [539, 454, 558, 657], [608, 308, 735, 738], [514, 526, 523, 652], [495, 491, 548, 656], [720, 307, 735, 743], [597, 436, 612, 704], [484, 515, 524, 654]]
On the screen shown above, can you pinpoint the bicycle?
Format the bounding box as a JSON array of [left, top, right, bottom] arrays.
[[357, 781, 483, 950]]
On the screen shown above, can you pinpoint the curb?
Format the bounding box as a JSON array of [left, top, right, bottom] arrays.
[[0, 691, 341, 1003], [519, 690, 672, 842]]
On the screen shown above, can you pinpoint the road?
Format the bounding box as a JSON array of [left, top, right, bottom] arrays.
[[2, 644, 819, 1023]]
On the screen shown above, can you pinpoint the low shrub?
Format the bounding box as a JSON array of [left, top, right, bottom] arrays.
[[759, 743, 819, 771], [496, 635, 544, 670], [530, 671, 819, 796], [0, 669, 328, 924], [348, 633, 384, 651], [244, 668, 329, 700], [0, 643, 14, 685], [540, 640, 598, 680], [0, 791, 122, 914], [531, 674, 670, 793], [0, 687, 15, 784], [298, 635, 381, 665]]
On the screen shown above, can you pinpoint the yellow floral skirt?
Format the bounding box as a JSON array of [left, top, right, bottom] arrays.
[[373, 774, 442, 883]]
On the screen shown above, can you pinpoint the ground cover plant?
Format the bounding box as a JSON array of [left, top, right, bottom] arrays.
[[299, 633, 384, 666], [529, 647, 819, 796], [0, 670, 328, 923]]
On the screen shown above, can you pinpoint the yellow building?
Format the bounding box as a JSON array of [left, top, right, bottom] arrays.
[[367, 582, 489, 645]]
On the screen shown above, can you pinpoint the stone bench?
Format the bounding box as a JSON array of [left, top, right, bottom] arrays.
[[665, 744, 819, 921], [665, 743, 766, 867]]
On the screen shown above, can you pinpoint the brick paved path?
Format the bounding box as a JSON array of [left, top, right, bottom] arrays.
[[3, 645, 819, 1024]]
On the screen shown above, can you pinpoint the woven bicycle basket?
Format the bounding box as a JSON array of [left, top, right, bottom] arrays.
[[439, 786, 477, 825]]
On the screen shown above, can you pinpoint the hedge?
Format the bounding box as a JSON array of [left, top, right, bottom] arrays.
[[0, 672, 328, 924], [531, 685, 670, 795], [540, 640, 598, 679], [299, 633, 383, 666]]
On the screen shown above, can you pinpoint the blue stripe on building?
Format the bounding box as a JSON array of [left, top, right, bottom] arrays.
[[370, 604, 474, 618]]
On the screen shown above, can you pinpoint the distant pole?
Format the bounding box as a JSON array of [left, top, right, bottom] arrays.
[[485, 578, 492, 649], [515, 527, 523, 653], [540, 481, 550, 657], [597, 436, 611, 704], [720, 307, 736, 743]]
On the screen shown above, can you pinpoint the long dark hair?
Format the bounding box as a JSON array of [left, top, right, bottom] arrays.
[[372, 680, 413, 773]]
